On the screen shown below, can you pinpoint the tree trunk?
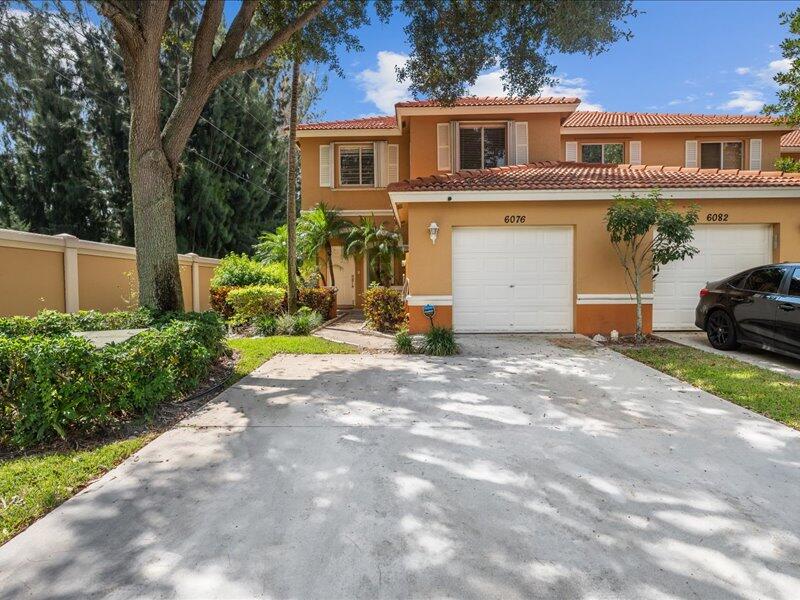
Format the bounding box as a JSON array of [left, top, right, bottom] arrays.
[[326, 241, 335, 287], [285, 55, 300, 314]]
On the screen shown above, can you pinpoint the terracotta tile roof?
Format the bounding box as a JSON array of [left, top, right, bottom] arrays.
[[297, 115, 397, 130], [563, 111, 778, 128], [395, 96, 580, 107], [388, 161, 800, 192], [781, 130, 800, 148]]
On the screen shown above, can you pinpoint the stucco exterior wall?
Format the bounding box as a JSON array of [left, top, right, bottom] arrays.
[[403, 196, 800, 335], [0, 229, 220, 317], [562, 131, 785, 169]]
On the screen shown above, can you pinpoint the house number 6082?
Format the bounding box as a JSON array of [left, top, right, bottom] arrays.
[[504, 215, 526, 223]]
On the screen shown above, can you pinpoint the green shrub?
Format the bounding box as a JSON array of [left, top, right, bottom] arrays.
[[395, 328, 415, 354], [422, 326, 458, 356], [0, 318, 225, 449], [226, 285, 285, 323], [210, 253, 288, 289], [775, 156, 800, 172], [254, 315, 277, 336], [362, 285, 405, 333], [0, 309, 155, 337], [298, 287, 336, 319], [210, 286, 236, 319], [273, 309, 323, 336]]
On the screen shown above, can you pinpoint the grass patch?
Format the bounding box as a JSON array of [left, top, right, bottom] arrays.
[[0, 435, 154, 544], [618, 345, 800, 430], [226, 335, 356, 385]]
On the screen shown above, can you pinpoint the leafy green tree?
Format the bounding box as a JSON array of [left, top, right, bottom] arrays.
[[345, 217, 403, 287], [775, 156, 800, 172], [605, 190, 699, 342], [298, 202, 352, 286], [764, 8, 800, 125]]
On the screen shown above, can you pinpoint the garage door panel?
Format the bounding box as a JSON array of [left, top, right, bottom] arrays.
[[452, 227, 573, 333], [654, 224, 772, 330]]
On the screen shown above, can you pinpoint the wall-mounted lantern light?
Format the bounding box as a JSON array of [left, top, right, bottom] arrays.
[[428, 221, 439, 244]]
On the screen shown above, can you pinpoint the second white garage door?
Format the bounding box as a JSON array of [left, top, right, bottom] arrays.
[[654, 224, 773, 330], [452, 227, 573, 332]]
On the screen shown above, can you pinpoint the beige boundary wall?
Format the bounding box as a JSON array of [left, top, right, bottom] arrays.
[[0, 229, 220, 317]]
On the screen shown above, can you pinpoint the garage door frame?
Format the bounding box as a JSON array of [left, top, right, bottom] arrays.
[[451, 225, 575, 333]]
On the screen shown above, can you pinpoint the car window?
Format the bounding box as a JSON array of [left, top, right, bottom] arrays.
[[789, 268, 800, 297], [741, 267, 787, 293]]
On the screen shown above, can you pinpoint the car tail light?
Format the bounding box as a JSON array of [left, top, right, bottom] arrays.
[[699, 288, 709, 297]]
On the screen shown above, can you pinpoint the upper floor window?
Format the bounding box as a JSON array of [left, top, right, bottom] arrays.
[[700, 141, 742, 169], [339, 144, 374, 186], [459, 125, 506, 170], [582, 143, 624, 164]]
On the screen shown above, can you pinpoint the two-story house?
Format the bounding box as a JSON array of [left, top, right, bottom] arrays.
[[297, 96, 800, 335]]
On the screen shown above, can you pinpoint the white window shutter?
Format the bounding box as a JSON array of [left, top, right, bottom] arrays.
[[685, 140, 698, 168], [749, 138, 762, 170], [450, 121, 460, 171], [436, 123, 451, 171], [375, 141, 388, 187], [319, 144, 331, 187], [565, 141, 577, 162], [629, 141, 642, 165], [514, 121, 529, 164], [387, 144, 399, 184]]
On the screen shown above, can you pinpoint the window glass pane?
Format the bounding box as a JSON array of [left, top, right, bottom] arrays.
[[581, 144, 602, 163], [700, 142, 721, 168], [722, 142, 742, 169], [789, 268, 800, 297], [339, 147, 361, 185], [742, 267, 787, 293], [483, 127, 507, 168], [603, 143, 624, 164], [459, 127, 482, 170], [360, 147, 374, 185]]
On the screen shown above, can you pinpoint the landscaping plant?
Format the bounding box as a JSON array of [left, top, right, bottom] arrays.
[[274, 308, 324, 336], [422, 326, 459, 356], [225, 285, 285, 324], [298, 203, 353, 286], [297, 287, 336, 319], [0, 309, 155, 337], [210, 253, 288, 289], [394, 328, 416, 354], [362, 285, 406, 333], [345, 218, 404, 287], [605, 189, 699, 342]]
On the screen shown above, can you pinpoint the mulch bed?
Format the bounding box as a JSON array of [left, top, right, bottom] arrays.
[[0, 353, 236, 462]]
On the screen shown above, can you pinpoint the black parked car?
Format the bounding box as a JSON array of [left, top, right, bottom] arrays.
[[695, 263, 800, 359]]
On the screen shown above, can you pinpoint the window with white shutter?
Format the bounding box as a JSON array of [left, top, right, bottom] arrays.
[[685, 140, 698, 168], [749, 138, 762, 170], [319, 144, 331, 187], [630, 141, 642, 165], [387, 144, 399, 184], [565, 141, 577, 162], [514, 121, 529, 164], [437, 123, 451, 171]]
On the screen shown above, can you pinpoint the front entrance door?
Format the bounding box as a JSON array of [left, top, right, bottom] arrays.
[[330, 246, 356, 306]]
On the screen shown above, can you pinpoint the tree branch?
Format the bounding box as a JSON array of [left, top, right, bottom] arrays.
[[215, 0, 260, 62], [223, 0, 328, 76], [140, 0, 172, 43], [98, 0, 141, 56], [191, 0, 224, 76]]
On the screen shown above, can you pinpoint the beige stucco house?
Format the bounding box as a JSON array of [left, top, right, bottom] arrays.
[[297, 97, 800, 335]]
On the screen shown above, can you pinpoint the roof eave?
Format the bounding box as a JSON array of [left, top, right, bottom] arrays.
[[562, 124, 791, 135], [296, 127, 403, 138], [397, 103, 580, 118]]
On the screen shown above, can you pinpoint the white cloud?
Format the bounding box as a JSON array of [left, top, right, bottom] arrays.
[[735, 58, 791, 86], [735, 67, 751, 75], [469, 70, 604, 111], [718, 90, 765, 113], [668, 94, 698, 106], [356, 51, 411, 114]]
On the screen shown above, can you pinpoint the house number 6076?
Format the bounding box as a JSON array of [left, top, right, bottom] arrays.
[[504, 215, 526, 223]]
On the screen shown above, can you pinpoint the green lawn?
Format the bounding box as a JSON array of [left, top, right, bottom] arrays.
[[226, 335, 356, 384], [618, 344, 800, 430], [0, 335, 356, 545]]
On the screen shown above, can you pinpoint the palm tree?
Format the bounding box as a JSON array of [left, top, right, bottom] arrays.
[[254, 225, 291, 264], [345, 216, 403, 287], [298, 202, 352, 286]]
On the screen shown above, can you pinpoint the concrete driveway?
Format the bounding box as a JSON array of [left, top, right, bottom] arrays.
[[1, 336, 799, 599]]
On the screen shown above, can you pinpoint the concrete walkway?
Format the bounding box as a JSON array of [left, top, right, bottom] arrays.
[[659, 330, 800, 380], [1, 335, 799, 599], [314, 310, 395, 351]]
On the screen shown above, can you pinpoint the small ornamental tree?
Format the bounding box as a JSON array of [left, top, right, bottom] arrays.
[[605, 189, 699, 342]]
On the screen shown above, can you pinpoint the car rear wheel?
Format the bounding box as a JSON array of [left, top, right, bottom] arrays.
[[706, 310, 739, 350]]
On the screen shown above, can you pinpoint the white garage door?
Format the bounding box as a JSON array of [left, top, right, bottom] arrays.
[[654, 224, 773, 330], [452, 227, 573, 332]]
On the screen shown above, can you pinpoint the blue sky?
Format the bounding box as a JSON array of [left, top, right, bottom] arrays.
[[290, 0, 800, 121]]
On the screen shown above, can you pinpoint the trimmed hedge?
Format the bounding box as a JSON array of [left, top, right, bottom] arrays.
[[226, 285, 284, 324], [210, 253, 288, 289], [298, 287, 336, 319], [210, 286, 236, 319], [0, 309, 154, 337], [0, 313, 225, 449], [363, 285, 406, 333]]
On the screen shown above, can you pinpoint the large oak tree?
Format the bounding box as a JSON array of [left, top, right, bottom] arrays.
[[91, 0, 635, 311]]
